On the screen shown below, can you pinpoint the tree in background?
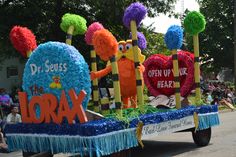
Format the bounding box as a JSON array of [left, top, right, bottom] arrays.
[[0, 0, 176, 63], [185, 0, 234, 73], [140, 25, 171, 57]]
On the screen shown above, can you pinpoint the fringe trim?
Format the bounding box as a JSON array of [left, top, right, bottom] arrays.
[[198, 112, 220, 130], [6, 128, 138, 157]]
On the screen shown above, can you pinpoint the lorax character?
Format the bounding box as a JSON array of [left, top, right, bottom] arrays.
[[91, 40, 145, 108]]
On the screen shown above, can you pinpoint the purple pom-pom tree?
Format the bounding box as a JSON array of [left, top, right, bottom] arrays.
[[129, 32, 147, 50], [123, 2, 147, 110], [123, 2, 147, 29]]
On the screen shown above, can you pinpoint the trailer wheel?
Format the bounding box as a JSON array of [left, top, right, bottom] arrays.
[[192, 127, 211, 146]]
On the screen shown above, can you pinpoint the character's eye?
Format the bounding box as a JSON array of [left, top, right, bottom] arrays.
[[125, 43, 132, 50], [118, 44, 124, 51]]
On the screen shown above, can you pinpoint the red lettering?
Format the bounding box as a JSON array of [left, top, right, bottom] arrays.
[[42, 94, 59, 123], [28, 96, 46, 123], [58, 91, 72, 123], [18, 92, 32, 123], [69, 89, 87, 123], [18, 89, 88, 124]]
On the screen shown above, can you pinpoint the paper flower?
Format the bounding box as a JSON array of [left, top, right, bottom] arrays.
[[60, 13, 87, 35], [123, 2, 147, 29], [164, 25, 183, 50], [129, 31, 147, 50], [184, 11, 206, 35], [9, 26, 37, 58], [23, 42, 91, 111], [92, 29, 118, 61], [85, 22, 104, 45]]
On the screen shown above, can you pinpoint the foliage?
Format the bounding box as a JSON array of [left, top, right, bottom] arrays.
[[0, 0, 177, 64], [140, 25, 171, 57], [185, 0, 234, 72]]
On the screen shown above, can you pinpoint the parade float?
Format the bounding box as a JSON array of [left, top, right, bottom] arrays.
[[5, 2, 219, 157]]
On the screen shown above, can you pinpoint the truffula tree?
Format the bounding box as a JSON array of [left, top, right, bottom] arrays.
[[60, 13, 87, 45], [85, 22, 104, 112], [10, 26, 37, 58], [164, 25, 184, 109], [92, 29, 122, 116], [123, 2, 147, 111], [184, 11, 206, 104]]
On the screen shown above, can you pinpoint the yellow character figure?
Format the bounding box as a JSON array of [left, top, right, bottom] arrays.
[[49, 76, 62, 89]]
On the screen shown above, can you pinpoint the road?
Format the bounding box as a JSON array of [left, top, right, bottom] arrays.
[[132, 111, 236, 157], [1, 111, 235, 157]]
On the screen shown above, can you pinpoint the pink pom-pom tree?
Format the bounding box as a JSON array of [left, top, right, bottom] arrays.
[[85, 22, 104, 45], [85, 22, 104, 113]]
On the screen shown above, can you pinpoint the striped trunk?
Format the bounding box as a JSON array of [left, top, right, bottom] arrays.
[[130, 20, 144, 110], [172, 50, 181, 109], [110, 56, 122, 116], [91, 50, 100, 112], [66, 26, 74, 45], [26, 50, 32, 58], [101, 97, 110, 115], [193, 35, 201, 104]]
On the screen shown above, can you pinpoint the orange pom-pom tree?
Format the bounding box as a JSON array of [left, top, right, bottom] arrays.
[[92, 29, 122, 115], [92, 29, 118, 61]]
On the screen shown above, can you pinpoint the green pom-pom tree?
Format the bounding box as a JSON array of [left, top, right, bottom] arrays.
[[184, 11, 206, 35], [184, 11, 206, 105], [60, 13, 87, 45]]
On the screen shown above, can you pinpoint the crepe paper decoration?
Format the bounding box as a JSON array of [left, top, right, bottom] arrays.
[[129, 31, 147, 50], [9, 26, 37, 58], [123, 3, 147, 111], [164, 25, 183, 50], [123, 2, 147, 29], [5, 105, 218, 136], [23, 41, 91, 113], [60, 13, 87, 45], [85, 22, 104, 112], [164, 25, 184, 109], [92, 29, 118, 61], [92, 29, 122, 115], [184, 11, 206, 104], [143, 51, 194, 97], [183, 11, 206, 36], [85, 22, 104, 45]]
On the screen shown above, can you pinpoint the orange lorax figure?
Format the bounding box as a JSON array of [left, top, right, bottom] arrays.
[[91, 40, 145, 108]]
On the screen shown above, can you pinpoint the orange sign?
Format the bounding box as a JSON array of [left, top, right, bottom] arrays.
[[18, 89, 88, 124]]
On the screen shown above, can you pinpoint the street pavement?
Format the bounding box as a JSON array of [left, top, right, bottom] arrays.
[[132, 110, 236, 157], [0, 111, 235, 157]]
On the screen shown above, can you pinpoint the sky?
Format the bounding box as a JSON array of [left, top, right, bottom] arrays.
[[143, 0, 200, 33]]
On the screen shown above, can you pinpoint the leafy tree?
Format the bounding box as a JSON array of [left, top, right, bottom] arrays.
[[140, 25, 171, 57], [0, 0, 177, 63], [185, 0, 234, 72]]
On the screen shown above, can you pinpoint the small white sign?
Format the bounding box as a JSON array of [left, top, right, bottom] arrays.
[[142, 116, 195, 139]]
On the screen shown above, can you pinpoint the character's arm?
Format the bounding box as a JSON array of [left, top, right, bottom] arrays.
[[90, 65, 112, 80], [138, 63, 145, 73]]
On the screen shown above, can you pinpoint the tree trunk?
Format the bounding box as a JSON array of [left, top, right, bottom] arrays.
[[234, 0, 236, 95]]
